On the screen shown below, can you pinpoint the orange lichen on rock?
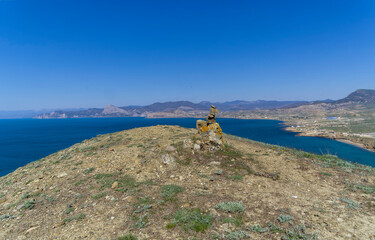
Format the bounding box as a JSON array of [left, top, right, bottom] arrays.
[[199, 123, 223, 150]]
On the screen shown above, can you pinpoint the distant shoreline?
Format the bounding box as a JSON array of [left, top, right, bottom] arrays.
[[282, 125, 375, 153]]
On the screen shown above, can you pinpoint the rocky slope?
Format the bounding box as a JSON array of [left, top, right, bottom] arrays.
[[0, 126, 374, 240]]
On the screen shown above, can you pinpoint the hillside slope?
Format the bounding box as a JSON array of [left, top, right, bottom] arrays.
[[0, 126, 374, 240]]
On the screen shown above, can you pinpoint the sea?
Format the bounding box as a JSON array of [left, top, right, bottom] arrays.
[[0, 117, 374, 177]]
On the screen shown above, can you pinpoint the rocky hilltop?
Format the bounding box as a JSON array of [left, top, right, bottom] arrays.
[[0, 126, 374, 239]]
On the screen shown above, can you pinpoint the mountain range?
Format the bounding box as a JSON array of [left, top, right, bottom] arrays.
[[15, 89, 375, 119]]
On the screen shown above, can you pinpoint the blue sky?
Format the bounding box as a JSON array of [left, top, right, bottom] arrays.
[[0, 0, 374, 110]]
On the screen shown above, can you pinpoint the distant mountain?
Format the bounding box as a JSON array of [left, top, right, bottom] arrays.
[[34, 91, 373, 119], [199, 100, 309, 111], [138, 101, 206, 112], [335, 89, 375, 104]]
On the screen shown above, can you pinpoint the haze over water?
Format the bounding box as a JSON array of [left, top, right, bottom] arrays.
[[0, 118, 374, 177]]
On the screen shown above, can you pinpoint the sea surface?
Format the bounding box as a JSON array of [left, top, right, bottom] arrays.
[[0, 118, 374, 177]]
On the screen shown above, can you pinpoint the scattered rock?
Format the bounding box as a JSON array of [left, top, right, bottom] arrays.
[[26, 226, 39, 233], [105, 196, 115, 201], [162, 154, 175, 165], [193, 144, 201, 150], [214, 169, 223, 175], [183, 139, 193, 148], [111, 181, 118, 189]]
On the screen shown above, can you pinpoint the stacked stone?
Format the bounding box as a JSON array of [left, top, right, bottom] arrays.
[[195, 105, 223, 151]]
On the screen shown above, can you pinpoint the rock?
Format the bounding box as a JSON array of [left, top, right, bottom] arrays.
[[193, 144, 201, 150], [16, 204, 25, 210], [165, 145, 175, 152], [214, 169, 223, 175], [57, 172, 67, 178], [183, 139, 193, 149], [162, 154, 175, 165], [197, 122, 223, 151], [209, 161, 221, 166], [111, 181, 118, 189], [105, 196, 115, 201]]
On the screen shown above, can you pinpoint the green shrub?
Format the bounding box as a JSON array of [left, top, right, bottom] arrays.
[[277, 214, 293, 223], [215, 201, 245, 213], [339, 197, 360, 210], [167, 208, 213, 233], [282, 224, 318, 240], [134, 214, 150, 229]]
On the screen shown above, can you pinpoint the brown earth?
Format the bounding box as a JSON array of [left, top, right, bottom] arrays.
[[0, 125, 374, 240]]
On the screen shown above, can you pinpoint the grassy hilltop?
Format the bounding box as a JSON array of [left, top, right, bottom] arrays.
[[0, 126, 374, 239]]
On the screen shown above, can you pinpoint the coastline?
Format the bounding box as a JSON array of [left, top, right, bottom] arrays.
[[283, 125, 375, 153]]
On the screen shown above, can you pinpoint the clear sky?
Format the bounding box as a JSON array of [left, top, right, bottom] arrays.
[[1, 0, 374, 110]]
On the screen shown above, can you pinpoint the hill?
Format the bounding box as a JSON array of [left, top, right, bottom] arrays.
[[0, 126, 374, 239], [335, 89, 375, 104]]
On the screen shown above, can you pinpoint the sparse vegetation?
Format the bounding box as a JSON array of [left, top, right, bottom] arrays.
[[221, 216, 243, 227], [117, 234, 138, 240], [21, 200, 36, 210], [339, 197, 360, 210], [223, 230, 250, 240], [62, 213, 86, 223], [91, 192, 107, 200], [231, 174, 243, 180], [247, 224, 269, 233], [166, 208, 213, 233], [83, 167, 95, 174], [215, 201, 245, 213], [94, 173, 138, 191], [347, 182, 375, 194], [277, 213, 293, 223], [134, 214, 150, 229], [161, 184, 184, 202], [65, 204, 74, 214]]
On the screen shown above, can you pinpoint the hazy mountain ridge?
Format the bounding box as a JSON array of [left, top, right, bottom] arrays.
[[34, 100, 309, 119], [26, 89, 375, 119]]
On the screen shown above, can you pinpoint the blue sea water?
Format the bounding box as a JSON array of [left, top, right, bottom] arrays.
[[0, 118, 374, 177]]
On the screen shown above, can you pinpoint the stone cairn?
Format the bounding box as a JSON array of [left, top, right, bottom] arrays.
[[195, 105, 224, 151]]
